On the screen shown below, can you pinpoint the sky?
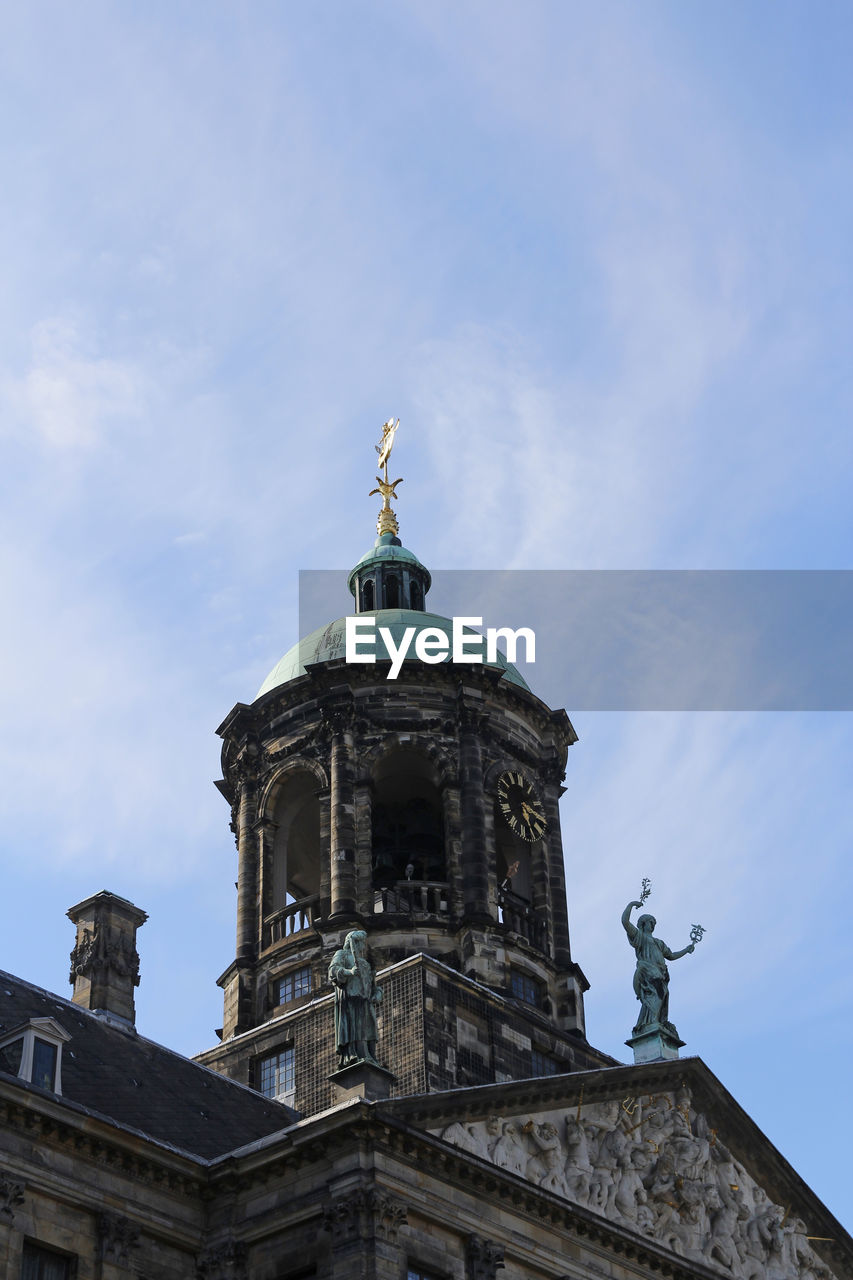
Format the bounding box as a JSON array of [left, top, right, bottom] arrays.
[[0, 0, 851, 1227]]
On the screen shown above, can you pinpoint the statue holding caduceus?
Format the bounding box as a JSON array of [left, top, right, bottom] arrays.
[[369, 417, 403, 536], [621, 879, 704, 1038]]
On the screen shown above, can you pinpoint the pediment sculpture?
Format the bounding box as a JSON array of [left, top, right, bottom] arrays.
[[434, 1087, 836, 1280]]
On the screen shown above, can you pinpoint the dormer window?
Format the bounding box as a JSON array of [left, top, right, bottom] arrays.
[[0, 1017, 71, 1095]]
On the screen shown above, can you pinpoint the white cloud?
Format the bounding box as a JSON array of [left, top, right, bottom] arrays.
[[4, 317, 146, 451]]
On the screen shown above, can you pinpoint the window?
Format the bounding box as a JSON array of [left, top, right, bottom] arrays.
[[0, 1018, 70, 1094], [31, 1040, 58, 1091], [258, 1046, 295, 1101], [278, 966, 312, 1005], [408, 1270, 442, 1280], [21, 1241, 73, 1280], [530, 1048, 560, 1077], [509, 970, 542, 1006]]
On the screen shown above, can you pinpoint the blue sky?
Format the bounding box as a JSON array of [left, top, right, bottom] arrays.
[[1, 1, 851, 1225]]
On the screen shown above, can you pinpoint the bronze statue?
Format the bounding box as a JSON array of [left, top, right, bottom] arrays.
[[328, 929, 383, 1068], [621, 883, 701, 1035]]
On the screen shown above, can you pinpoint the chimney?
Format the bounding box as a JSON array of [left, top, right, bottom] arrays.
[[67, 891, 148, 1029]]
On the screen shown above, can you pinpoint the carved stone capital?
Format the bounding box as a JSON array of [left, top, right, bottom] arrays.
[[322, 700, 355, 737], [196, 1238, 248, 1280], [99, 1211, 140, 1264], [456, 695, 487, 735], [0, 1172, 24, 1224], [322, 1187, 407, 1246], [467, 1234, 505, 1280]]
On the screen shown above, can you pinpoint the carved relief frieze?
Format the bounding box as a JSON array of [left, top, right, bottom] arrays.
[[435, 1089, 837, 1280]]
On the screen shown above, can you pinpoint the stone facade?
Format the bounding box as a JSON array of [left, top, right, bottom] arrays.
[[2, 1053, 848, 1279]]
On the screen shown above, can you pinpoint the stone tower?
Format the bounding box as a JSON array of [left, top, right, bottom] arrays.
[[198, 448, 612, 1109]]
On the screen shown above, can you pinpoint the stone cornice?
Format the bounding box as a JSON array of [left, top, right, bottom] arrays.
[[0, 1077, 205, 1198]]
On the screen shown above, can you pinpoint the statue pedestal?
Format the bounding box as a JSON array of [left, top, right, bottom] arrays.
[[329, 1060, 397, 1104], [626, 1023, 685, 1064]]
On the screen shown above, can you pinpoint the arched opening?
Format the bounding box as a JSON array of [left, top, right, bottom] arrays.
[[371, 748, 446, 893], [495, 821, 532, 902], [385, 573, 400, 608], [362, 579, 375, 611], [409, 580, 423, 611], [494, 807, 548, 951], [270, 770, 322, 911]]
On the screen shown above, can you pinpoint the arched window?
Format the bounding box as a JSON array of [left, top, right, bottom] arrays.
[[410, 580, 423, 611], [362, 579, 375, 611], [385, 574, 400, 608]]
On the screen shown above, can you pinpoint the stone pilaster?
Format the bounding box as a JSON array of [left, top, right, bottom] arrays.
[[442, 782, 465, 920], [466, 1234, 505, 1280], [0, 1172, 24, 1277], [542, 769, 571, 969], [318, 784, 332, 917], [353, 778, 374, 916], [197, 1237, 248, 1280], [458, 694, 490, 922], [322, 1185, 407, 1280], [327, 703, 358, 920], [98, 1211, 140, 1280]]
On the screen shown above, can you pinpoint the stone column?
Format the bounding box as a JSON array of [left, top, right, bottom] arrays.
[[458, 695, 490, 922], [234, 772, 259, 963], [327, 704, 358, 921], [226, 767, 260, 1033], [442, 781, 465, 920], [317, 784, 332, 917], [322, 1185, 407, 1280], [254, 816, 278, 946], [353, 779, 374, 916], [542, 771, 571, 969], [98, 1211, 140, 1280], [0, 1172, 25, 1277]]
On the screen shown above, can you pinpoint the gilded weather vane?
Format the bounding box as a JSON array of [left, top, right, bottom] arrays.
[[369, 416, 403, 537]]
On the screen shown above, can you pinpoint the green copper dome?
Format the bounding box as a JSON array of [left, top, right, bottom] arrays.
[[256, 609, 530, 699]]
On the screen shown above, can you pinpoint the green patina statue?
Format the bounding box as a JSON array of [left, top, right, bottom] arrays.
[[621, 884, 701, 1037], [328, 929, 383, 1068]]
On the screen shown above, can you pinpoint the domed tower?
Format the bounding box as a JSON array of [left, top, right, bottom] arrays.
[[197, 423, 612, 1111]]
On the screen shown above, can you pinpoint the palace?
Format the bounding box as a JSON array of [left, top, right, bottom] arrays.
[[0, 432, 848, 1280]]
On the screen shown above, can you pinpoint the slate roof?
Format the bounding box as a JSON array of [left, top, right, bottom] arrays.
[[0, 970, 297, 1161]]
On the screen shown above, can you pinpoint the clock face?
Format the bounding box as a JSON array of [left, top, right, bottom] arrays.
[[496, 770, 547, 842]]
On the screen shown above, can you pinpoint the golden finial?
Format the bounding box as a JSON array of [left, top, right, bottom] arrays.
[[369, 417, 403, 536]]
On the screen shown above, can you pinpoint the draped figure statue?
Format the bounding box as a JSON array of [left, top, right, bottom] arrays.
[[328, 929, 383, 1068]]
